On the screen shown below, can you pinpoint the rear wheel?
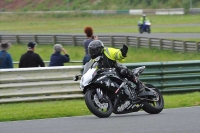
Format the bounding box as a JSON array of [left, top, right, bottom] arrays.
[[142, 84, 164, 114], [85, 89, 113, 118]]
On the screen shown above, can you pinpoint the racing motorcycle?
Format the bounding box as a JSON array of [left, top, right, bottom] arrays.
[[74, 56, 164, 118], [138, 20, 151, 34]]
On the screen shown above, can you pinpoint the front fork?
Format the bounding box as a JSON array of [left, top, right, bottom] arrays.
[[96, 88, 110, 103]]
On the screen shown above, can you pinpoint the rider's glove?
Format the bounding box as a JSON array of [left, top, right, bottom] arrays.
[[120, 44, 128, 57]]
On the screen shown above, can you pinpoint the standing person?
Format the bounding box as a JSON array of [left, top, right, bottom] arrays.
[[83, 26, 98, 65], [19, 42, 45, 68], [49, 44, 70, 66], [0, 42, 13, 69]]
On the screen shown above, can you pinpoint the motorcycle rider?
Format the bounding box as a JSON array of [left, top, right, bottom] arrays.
[[139, 14, 149, 28], [88, 40, 145, 97]]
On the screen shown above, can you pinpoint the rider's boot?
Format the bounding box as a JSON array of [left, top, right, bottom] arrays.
[[130, 76, 146, 97], [136, 81, 146, 97]]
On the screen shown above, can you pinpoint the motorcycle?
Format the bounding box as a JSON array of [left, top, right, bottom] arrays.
[[74, 56, 164, 118], [138, 20, 151, 34]]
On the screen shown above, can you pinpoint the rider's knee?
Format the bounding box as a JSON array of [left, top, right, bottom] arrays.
[[120, 68, 133, 78]]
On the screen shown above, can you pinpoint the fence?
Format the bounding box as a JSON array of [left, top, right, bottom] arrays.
[[0, 34, 199, 53], [189, 8, 200, 14], [1, 60, 200, 103]]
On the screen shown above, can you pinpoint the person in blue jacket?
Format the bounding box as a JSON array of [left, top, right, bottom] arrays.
[[83, 26, 98, 65], [49, 44, 70, 66], [0, 42, 13, 69]]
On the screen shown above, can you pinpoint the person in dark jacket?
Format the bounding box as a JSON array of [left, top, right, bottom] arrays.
[[0, 42, 13, 69], [49, 44, 70, 66], [19, 42, 45, 68]]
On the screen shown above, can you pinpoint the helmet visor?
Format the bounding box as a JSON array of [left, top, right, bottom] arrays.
[[88, 47, 100, 59]]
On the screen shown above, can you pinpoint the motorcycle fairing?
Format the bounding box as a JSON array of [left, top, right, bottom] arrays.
[[80, 68, 96, 90]]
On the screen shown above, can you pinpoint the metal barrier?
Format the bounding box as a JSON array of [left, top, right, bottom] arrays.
[[13, 60, 82, 67], [0, 66, 83, 103], [125, 60, 200, 93], [1, 60, 200, 103], [189, 8, 200, 14], [0, 34, 199, 53]]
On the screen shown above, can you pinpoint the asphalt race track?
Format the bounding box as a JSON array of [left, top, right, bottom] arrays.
[[126, 33, 200, 39], [96, 33, 200, 39], [0, 106, 200, 133]]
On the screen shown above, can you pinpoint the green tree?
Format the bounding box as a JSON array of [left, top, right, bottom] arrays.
[[152, 0, 158, 9]]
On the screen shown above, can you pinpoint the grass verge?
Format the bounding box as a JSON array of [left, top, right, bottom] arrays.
[[10, 44, 200, 68], [0, 14, 200, 34], [0, 92, 199, 122]]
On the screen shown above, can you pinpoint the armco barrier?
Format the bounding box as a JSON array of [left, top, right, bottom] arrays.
[[189, 8, 200, 14], [0, 66, 83, 103], [129, 9, 143, 15], [155, 8, 184, 15], [125, 61, 200, 93], [0, 34, 199, 53], [1, 60, 200, 103]]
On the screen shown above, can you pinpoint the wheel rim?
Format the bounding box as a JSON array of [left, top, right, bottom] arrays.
[[91, 91, 110, 113]]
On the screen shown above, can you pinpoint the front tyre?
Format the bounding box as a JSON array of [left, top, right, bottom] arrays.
[[85, 89, 113, 118], [147, 26, 151, 33], [142, 84, 164, 114], [139, 27, 143, 34]]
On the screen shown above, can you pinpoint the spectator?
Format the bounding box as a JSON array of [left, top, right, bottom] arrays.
[[19, 42, 45, 68], [0, 42, 13, 69], [49, 44, 70, 66], [83, 26, 98, 65]]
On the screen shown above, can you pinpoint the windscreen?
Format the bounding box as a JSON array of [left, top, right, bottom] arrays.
[[83, 61, 98, 74]]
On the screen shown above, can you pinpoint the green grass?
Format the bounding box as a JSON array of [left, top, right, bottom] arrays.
[[0, 99, 91, 122], [6, 0, 200, 11], [0, 14, 200, 34], [164, 92, 200, 108], [0, 92, 199, 122], [9, 44, 200, 66]]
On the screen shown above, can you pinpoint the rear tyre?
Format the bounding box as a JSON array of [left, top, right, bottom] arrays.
[[85, 89, 113, 118], [142, 84, 164, 114]]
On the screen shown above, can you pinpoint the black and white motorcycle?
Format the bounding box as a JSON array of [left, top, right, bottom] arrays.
[[74, 56, 164, 118]]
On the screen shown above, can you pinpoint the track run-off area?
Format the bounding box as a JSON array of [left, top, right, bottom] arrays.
[[0, 106, 200, 133], [1, 32, 200, 39]]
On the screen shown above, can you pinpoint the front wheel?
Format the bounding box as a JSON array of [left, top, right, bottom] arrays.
[[85, 89, 113, 118], [139, 27, 143, 34], [147, 27, 151, 33], [142, 84, 164, 114]]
